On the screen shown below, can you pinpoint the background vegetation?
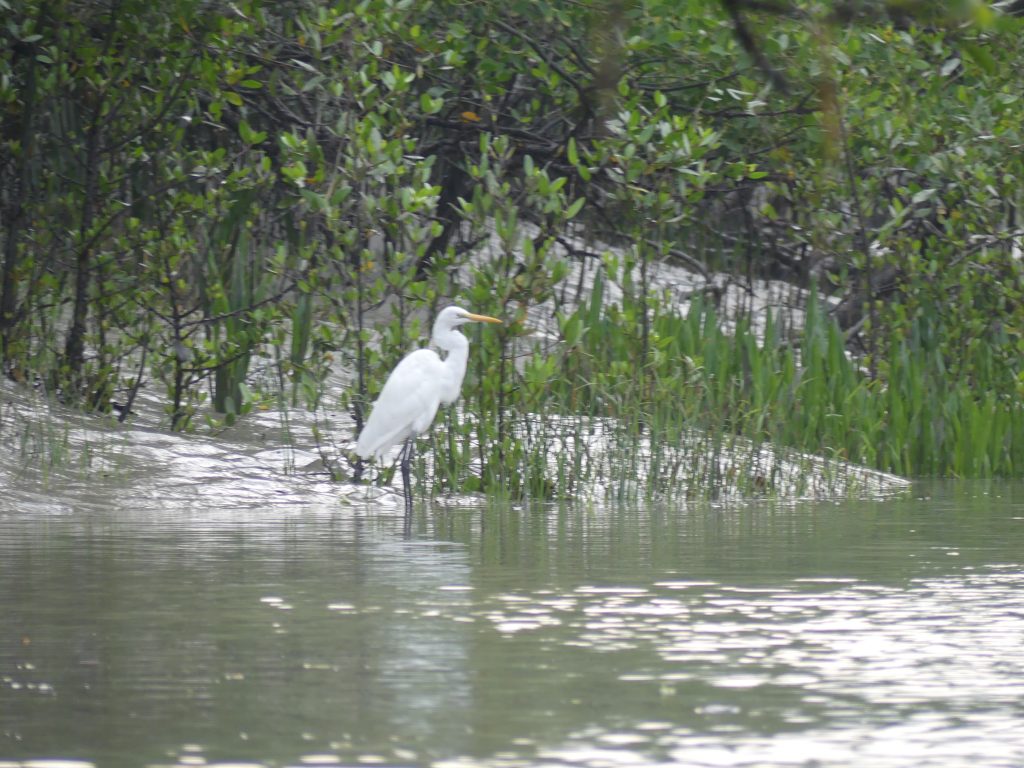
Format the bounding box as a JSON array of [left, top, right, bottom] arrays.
[[1, 0, 1022, 498]]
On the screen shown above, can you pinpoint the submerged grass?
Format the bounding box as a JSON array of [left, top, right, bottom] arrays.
[[0, 387, 128, 485]]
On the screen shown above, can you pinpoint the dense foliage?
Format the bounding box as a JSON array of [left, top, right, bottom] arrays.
[[1, 0, 1022, 495]]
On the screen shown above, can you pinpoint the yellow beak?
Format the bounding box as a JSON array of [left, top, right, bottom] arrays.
[[464, 312, 502, 324]]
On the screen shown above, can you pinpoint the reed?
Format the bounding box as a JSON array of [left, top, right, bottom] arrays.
[[420, 271, 1022, 502]]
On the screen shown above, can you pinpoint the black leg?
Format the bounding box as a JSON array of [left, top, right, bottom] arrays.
[[399, 438, 414, 518]]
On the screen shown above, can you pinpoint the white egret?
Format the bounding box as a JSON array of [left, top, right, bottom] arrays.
[[356, 306, 502, 512]]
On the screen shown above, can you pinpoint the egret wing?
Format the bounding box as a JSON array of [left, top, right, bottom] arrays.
[[355, 350, 445, 461]]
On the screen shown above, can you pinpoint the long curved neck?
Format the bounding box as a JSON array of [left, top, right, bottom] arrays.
[[433, 326, 469, 405]]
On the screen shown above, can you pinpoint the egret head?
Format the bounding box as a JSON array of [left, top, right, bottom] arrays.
[[435, 305, 502, 332]]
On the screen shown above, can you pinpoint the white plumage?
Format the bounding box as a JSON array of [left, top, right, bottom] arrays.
[[355, 306, 502, 510]]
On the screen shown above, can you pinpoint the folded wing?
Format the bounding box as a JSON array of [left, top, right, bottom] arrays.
[[355, 349, 445, 461]]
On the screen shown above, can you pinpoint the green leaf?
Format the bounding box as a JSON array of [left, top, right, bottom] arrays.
[[911, 188, 937, 205], [419, 92, 443, 114], [963, 42, 995, 75], [561, 313, 582, 347], [238, 120, 267, 145]]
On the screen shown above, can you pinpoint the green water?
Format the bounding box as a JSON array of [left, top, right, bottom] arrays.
[[2, 483, 1024, 768]]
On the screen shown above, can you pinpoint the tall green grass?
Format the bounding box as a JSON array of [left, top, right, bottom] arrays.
[[427, 277, 1023, 502], [651, 293, 1023, 479]]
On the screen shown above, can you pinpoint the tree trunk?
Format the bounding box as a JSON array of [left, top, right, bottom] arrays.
[[0, 38, 40, 363], [62, 118, 101, 386], [415, 149, 469, 279]]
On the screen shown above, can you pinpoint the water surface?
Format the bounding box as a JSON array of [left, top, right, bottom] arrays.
[[3, 476, 1023, 768]]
